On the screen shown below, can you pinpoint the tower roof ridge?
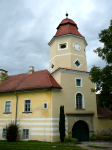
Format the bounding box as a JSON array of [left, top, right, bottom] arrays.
[[56, 18, 78, 30]]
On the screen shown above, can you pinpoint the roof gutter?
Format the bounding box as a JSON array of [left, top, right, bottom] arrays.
[[0, 87, 62, 94], [15, 91, 18, 125]]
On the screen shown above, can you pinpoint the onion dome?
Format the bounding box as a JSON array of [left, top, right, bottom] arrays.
[[54, 17, 84, 38]]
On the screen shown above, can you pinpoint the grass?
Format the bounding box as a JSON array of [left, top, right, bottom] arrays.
[[0, 141, 87, 150], [88, 145, 110, 149]]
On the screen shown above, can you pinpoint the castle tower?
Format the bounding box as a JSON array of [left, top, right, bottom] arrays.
[[48, 14, 87, 73], [48, 15, 97, 142]]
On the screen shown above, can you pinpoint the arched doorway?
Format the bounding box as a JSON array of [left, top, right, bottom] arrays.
[[72, 120, 89, 141]]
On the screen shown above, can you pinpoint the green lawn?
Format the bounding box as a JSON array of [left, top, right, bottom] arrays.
[[0, 141, 87, 150]]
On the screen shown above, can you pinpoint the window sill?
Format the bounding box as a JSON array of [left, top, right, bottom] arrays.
[[75, 108, 85, 110], [22, 112, 32, 113], [75, 86, 82, 87], [3, 112, 11, 114]]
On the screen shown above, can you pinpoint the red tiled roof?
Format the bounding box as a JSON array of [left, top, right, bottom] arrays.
[[97, 106, 112, 118], [56, 18, 78, 29], [54, 18, 84, 38], [0, 70, 62, 93], [96, 95, 112, 118]]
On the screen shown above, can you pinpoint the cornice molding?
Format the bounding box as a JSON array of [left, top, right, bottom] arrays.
[[51, 68, 89, 77], [48, 34, 87, 47]]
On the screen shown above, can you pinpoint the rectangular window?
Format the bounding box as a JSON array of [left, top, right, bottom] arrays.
[[22, 129, 29, 139], [24, 100, 31, 112], [2, 128, 7, 139], [43, 103, 48, 109], [75, 78, 82, 87], [58, 42, 68, 51], [76, 79, 81, 86], [5, 101, 11, 112]]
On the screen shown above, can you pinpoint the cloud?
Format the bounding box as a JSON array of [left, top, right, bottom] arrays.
[[0, 0, 111, 75]]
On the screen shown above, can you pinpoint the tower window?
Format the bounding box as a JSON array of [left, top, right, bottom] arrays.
[[75, 78, 82, 87], [73, 59, 82, 68], [58, 42, 68, 51], [84, 48, 86, 55], [76, 93, 82, 109], [51, 63, 54, 69], [61, 44, 66, 49], [75, 60, 80, 67], [76, 79, 81, 86], [75, 92, 85, 109]]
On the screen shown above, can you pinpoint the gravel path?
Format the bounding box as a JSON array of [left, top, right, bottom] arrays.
[[77, 141, 112, 150]]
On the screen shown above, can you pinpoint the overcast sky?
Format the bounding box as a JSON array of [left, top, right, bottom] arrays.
[[0, 0, 112, 75]]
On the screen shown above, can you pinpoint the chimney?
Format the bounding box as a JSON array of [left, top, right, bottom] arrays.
[[28, 66, 34, 74], [0, 69, 8, 82]]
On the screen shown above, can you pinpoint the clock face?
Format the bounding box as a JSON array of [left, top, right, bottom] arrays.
[[73, 42, 81, 51]]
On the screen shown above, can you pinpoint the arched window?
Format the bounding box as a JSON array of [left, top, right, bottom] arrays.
[[76, 93, 82, 109], [75, 92, 85, 109]]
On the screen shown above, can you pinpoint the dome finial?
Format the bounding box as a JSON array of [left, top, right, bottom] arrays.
[[65, 12, 68, 18]]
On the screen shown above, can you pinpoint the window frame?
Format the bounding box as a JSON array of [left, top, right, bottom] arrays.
[[75, 92, 85, 109], [73, 59, 82, 69], [58, 42, 68, 51], [2, 128, 7, 139], [43, 102, 48, 109], [22, 128, 30, 140], [24, 99, 31, 112], [75, 78, 82, 87], [4, 100, 11, 113]]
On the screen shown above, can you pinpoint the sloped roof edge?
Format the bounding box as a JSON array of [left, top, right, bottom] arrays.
[[0, 69, 62, 93]]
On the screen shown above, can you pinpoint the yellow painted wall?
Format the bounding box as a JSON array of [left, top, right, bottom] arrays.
[[0, 90, 56, 142], [51, 70, 99, 141], [97, 118, 112, 135], [52, 71, 96, 116]]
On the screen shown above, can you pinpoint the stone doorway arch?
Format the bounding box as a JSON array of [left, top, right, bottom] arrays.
[[72, 120, 89, 141]]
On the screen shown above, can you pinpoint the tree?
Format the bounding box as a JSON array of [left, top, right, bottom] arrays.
[[0, 69, 7, 82], [89, 19, 112, 111], [59, 106, 65, 142]]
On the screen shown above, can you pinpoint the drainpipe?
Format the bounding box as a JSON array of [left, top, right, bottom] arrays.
[[15, 92, 18, 125]]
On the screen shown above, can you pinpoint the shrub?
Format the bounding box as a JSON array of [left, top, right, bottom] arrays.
[[65, 136, 78, 144], [6, 121, 19, 142], [90, 134, 97, 141], [96, 138, 104, 140], [90, 134, 111, 141]]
